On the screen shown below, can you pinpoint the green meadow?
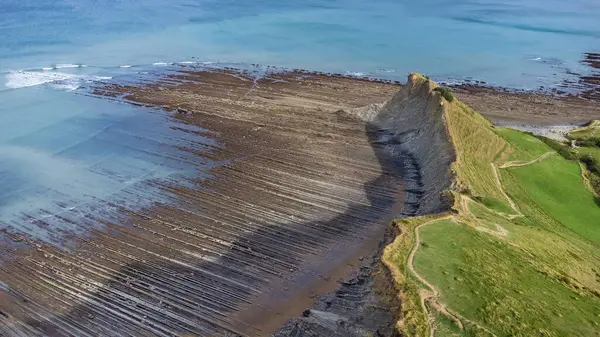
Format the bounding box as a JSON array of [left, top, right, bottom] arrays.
[[569, 120, 600, 140], [383, 75, 600, 337]]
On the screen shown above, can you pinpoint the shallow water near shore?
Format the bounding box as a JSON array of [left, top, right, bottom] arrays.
[[1, 0, 600, 255], [2, 0, 600, 87], [0, 85, 215, 245]]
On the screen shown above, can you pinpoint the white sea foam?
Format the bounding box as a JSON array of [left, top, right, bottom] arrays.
[[55, 63, 86, 69], [152, 62, 170, 66], [120, 65, 132, 68], [345, 71, 366, 77], [440, 81, 461, 85], [6, 71, 78, 89], [51, 83, 80, 91], [178, 61, 196, 65], [42, 67, 53, 71], [532, 57, 542, 61], [5, 71, 111, 90]]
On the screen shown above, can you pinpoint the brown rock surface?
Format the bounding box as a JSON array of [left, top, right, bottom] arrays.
[[3, 67, 598, 337], [0, 69, 406, 336]]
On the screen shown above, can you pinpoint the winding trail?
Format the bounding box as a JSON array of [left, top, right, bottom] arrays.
[[578, 162, 600, 197], [499, 151, 555, 169], [490, 152, 554, 218], [407, 215, 497, 337], [406, 216, 462, 336], [475, 223, 508, 237], [407, 151, 556, 336]]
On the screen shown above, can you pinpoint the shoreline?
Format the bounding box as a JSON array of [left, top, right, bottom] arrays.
[[2, 66, 600, 336], [1, 69, 406, 336], [91, 63, 600, 129], [82, 56, 600, 127]]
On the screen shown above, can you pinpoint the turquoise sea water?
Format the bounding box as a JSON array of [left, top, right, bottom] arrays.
[[2, 0, 600, 87], [1, 0, 599, 242]]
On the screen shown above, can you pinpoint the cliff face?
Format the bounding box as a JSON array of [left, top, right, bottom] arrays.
[[356, 73, 456, 216], [276, 74, 457, 336], [1, 69, 454, 337]]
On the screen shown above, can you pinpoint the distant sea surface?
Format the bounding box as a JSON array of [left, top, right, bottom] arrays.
[[0, 0, 599, 242], [2, 0, 600, 88]]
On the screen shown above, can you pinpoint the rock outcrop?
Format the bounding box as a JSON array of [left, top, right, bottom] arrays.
[[373, 73, 456, 215], [275, 74, 456, 336]]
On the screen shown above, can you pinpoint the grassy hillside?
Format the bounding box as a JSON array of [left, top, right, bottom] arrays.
[[578, 146, 600, 162], [561, 121, 600, 198], [569, 120, 600, 140], [383, 75, 600, 337]]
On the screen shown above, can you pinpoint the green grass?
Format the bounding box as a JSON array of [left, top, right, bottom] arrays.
[[383, 215, 445, 337], [578, 146, 600, 160], [415, 220, 600, 337], [493, 127, 549, 162], [431, 305, 475, 337], [578, 146, 600, 175], [568, 120, 600, 140], [434, 87, 455, 102], [445, 99, 512, 214], [504, 156, 600, 246], [386, 77, 600, 337]]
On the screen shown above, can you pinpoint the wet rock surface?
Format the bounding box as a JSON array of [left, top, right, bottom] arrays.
[[0, 69, 410, 336], [273, 151, 421, 337], [448, 52, 600, 126], [274, 74, 456, 337], [578, 52, 600, 101]]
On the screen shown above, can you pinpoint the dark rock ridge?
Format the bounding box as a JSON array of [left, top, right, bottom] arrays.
[[274, 74, 456, 336]]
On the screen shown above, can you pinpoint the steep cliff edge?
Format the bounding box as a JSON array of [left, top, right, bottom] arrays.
[[371, 73, 456, 215], [275, 73, 458, 336], [382, 73, 600, 337]]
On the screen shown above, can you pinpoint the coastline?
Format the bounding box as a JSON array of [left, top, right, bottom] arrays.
[[1, 69, 405, 336], [2, 64, 600, 336]]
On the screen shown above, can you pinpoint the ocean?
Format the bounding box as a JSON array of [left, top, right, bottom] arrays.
[[3, 0, 600, 88], [1, 0, 599, 242]]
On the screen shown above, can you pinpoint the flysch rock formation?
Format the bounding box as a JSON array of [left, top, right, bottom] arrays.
[[0, 70, 455, 337], [275, 73, 456, 336]]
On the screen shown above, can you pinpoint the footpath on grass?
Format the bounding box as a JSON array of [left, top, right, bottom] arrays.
[[405, 151, 555, 337], [382, 74, 600, 337]]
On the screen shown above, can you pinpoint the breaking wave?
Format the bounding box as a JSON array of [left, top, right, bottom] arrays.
[[55, 63, 87, 69], [5, 71, 111, 91]]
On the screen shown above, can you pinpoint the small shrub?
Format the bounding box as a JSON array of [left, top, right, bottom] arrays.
[[575, 137, 600, 148], [433, 86, 455, 102], [578, 154, 600, 198], [534, 136, 577, 160], [580, 154, 600, 175], [589, 174, 600, 204]]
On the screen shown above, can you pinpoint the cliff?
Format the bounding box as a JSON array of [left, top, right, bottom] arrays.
[[275, 73, 457, 336]]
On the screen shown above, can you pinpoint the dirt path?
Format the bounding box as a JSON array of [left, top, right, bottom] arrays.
[[490, 151, 555, 218], [489, 151, 555, 218], [475, 223, 508, 237], [490, 162, 522, 218], [408, 215, 498, 337], [578, 162, 600, 197], [499, 151, 555, 168], [407, 151, 557, 336], [406, 216, 461, 335]]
